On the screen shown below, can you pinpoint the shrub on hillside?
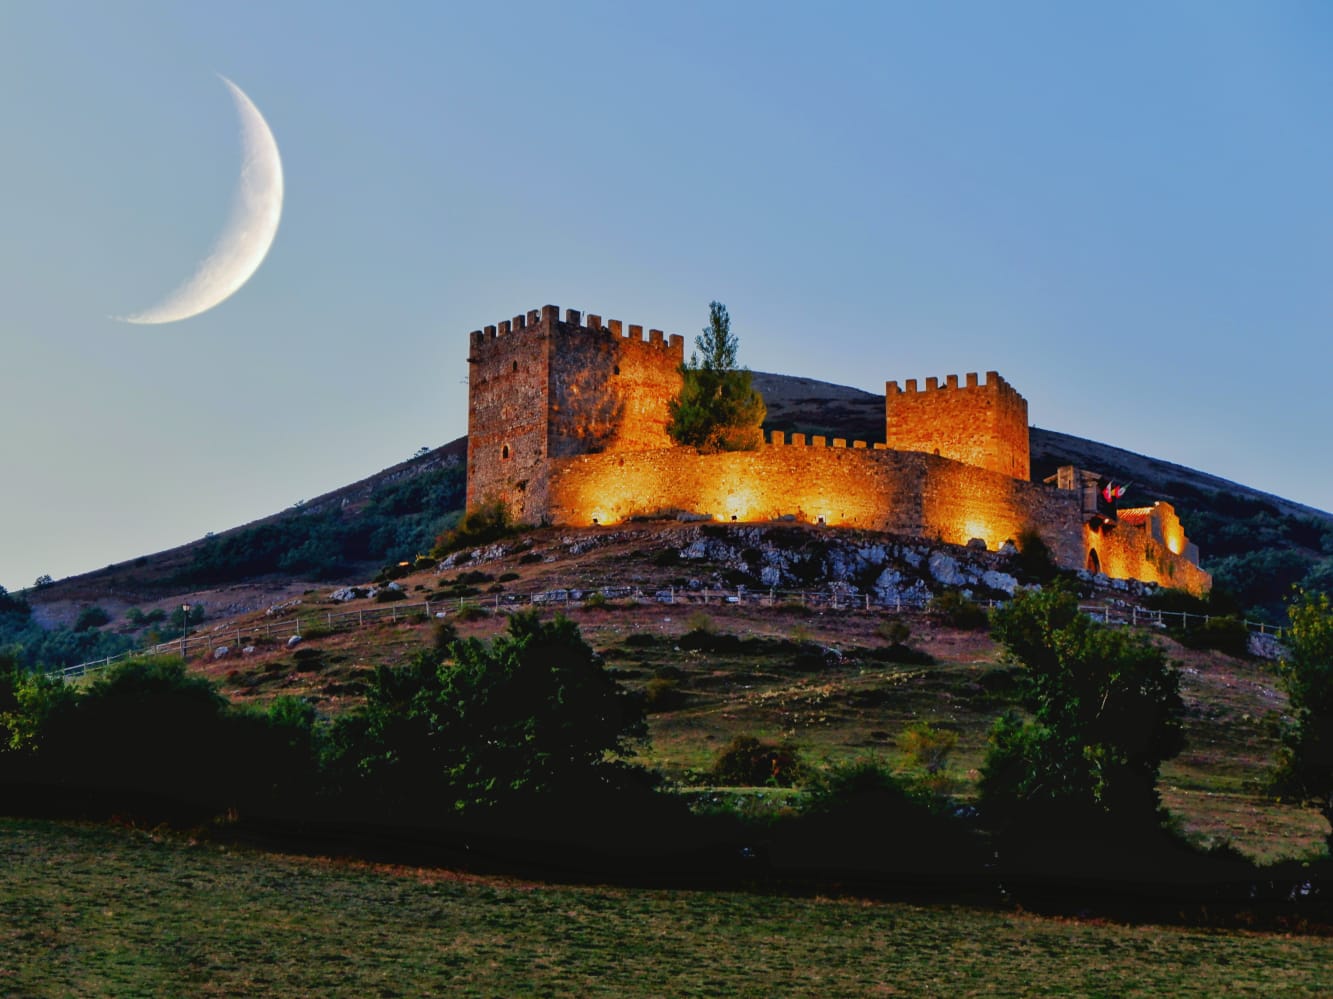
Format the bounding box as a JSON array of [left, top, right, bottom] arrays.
[[73, 606, 111, 631], [642, 676, 688, 713], [331, 612, 648, 818], [1014, 528, 1059, 583], [710, 736, 807, 788], [928, 591, 988, 630], [431, 499, 521, 556], [1173, 615, 1252, 657]]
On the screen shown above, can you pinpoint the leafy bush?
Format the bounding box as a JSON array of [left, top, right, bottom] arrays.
[[453, 603, 489, 623], [897, 721, 957, 777], [643, 676, 687, 712], [710, 735, 807, 788], [73, 606, 111, 631], [876, 619, 911, 646], [431, 499, 520, 556], [782, 758, 981, 877], [1014, 528, 1058, 583], [928, 591, 988, 630], [374, 587, 408, 603], [1173, 615, 1251, 657], [124, 607, 167, 629]]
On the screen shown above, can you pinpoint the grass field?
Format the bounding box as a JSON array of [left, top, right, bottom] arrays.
[[2, 817, 1331, 997]]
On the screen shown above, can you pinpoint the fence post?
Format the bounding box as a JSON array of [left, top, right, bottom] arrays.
[[425, 599, 431, 618]]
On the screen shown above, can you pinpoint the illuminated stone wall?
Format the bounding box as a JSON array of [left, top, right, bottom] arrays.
[[1086, 502, 1210, 594], [467, 305, 683, 523], [545, 433, 1084, 561], [885, 371, 1030, 481]]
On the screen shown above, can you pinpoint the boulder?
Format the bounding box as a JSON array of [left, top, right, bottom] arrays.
[[980, 570, 1019, 596], [213, 646, 229, 660], [287, 635, 302, 649], [928, 551, 970, 586]]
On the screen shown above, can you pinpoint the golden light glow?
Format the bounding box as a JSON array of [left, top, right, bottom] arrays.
[[963, 520, 990, 546]]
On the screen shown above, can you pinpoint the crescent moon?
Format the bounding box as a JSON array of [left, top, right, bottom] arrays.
[[121, 76, 283, 324]]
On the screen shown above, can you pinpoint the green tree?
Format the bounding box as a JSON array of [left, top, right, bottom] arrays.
[[980, 584, 1184, 834], [667, 301, 766, 452], [1273, 589, 1333, 852], [343, 612, 647, 817]]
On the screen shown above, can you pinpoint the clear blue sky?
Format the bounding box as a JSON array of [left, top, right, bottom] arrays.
[[3, 1, 1331, 591]]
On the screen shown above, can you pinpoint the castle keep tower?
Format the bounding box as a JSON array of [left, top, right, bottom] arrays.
[[466, 305, 684, 522], [884, 371, 1030, 481]]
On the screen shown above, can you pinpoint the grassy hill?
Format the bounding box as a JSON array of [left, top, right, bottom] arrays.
[[46, 518, 1314, 866]]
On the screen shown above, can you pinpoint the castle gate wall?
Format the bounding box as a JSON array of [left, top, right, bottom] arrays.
[[885, 372, 1031, 481], [1085, 503, 1210, 595]]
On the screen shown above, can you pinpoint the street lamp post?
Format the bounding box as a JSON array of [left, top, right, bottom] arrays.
[[180, 603, 191, 659]]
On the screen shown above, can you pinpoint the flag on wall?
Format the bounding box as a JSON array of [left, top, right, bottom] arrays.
[[1102, 481, 1130, 503]]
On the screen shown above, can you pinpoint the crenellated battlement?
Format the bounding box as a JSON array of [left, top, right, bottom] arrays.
[[884, 369, 1030, 481], [767, 431, 872, 450], [885, 370, 1024, 405], [469, 305, 685, 355]]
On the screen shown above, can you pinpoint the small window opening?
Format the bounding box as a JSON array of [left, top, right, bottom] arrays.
[[613, 365, 621, 375], [1086, 548, 1101, 574], [512, 361, 518, 372], [501, 444, 510, 460]]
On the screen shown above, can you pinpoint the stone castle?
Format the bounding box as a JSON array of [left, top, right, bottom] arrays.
[[466, 305, 1210, 594]]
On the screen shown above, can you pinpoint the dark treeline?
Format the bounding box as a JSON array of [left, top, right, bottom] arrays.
[[1, 596, 1329, 925]]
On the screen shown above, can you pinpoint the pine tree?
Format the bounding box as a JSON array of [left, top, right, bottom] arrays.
[[667, 302, 766, 452]]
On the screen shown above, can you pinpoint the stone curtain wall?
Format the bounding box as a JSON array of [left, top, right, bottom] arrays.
[[545, 435, 1082, 555], [884, 372, 1031, 481]]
